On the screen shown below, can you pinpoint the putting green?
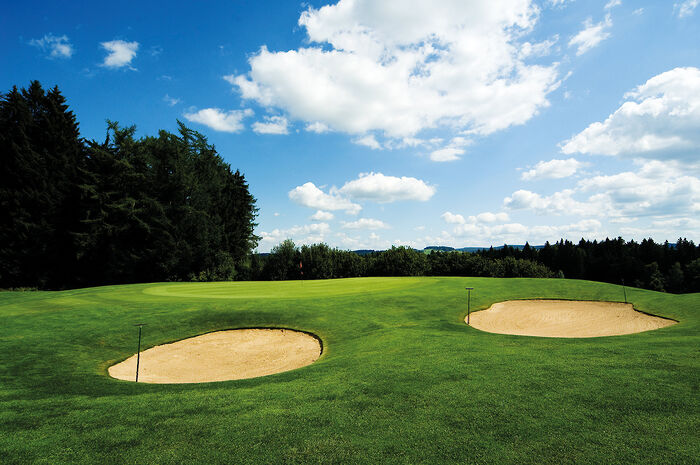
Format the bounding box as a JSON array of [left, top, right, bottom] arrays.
[[142, 276, 431, 299]]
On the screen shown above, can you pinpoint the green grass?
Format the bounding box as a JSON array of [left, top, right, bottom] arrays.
[[0, 277, 698, 464]]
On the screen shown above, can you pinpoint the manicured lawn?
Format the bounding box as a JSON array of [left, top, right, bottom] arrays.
[[0, 277, 698, 464]]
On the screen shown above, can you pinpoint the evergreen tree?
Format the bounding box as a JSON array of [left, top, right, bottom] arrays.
[[1, 82, 259, 288], [0, 82, 83, 288]]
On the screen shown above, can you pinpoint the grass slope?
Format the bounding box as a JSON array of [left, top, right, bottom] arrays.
[[0, 277, 698, 464]]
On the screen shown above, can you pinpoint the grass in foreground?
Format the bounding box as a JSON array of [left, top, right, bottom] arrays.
[[0, 277, 698, 464]]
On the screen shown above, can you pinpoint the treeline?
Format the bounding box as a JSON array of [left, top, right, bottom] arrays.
[[250, 238, 700, 294], [0, 81, 258, 289], [475, 238, 700, 293], [250, 240, 555, 280]]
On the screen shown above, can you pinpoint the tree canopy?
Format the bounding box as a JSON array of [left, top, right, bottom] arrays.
[[0, 81, 258, 289]]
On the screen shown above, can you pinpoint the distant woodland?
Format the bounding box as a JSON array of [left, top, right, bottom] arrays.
[[2, 81, 699, 293], [251, 238, 700, 293]]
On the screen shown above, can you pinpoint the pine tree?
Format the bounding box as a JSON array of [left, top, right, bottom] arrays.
[[0, 82, 83, 288]]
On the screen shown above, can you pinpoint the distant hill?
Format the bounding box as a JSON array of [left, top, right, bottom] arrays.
[[456, 245, 545, 253], [352, 249, 376, 256], [424, 246, 456, 252], [354, 245, 546, 255]]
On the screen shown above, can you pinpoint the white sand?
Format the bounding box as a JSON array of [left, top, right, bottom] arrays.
[[108, 328, 321, 383], [468, 300, 675, 338]]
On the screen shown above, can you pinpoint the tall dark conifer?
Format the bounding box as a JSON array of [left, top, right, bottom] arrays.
[[0, 82, 83, 288]]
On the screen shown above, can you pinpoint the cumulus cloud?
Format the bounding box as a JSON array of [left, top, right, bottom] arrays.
[[252, 116, 289, 135], [521, 158, 584, 180], [183, 108, 253, 133], [561, 67, 700, 161], [430, 147, 464, 162], [469, 212, 510, 223], [259, 223, 331, 248], [100, 40, 139, 68], [29, 34, 74, 58], [443, 211, 510, 225], [305, 122, 331, 133], [311, 210, 334, 221], [675, 0, 699, 17], [448, 218, 604, 245], [342, 218, 389, 230], [441, 212, 466, 224], [428, 136, 472, 162], [339, 172, 436, 202], [290, 172, 434, 221], [289, 182, 362, 214], [230, 0, 560, 147], [568, 15, 612, 56], [504, 189, 602, 216], [506, 160, 700, 223], [353, 135, 381, 150], [576, 161, 700, 218]]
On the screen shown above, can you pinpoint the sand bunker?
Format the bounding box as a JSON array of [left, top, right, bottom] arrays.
[[108, 328, 321, 383], [468, 300, 675, 338]]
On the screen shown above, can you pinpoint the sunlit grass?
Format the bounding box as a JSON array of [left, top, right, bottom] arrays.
[[1, 277, 697, 464]]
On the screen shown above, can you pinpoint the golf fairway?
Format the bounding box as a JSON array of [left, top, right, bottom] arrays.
[[0, 277, 698, 464]]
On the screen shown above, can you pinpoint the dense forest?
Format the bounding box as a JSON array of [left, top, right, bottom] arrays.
[[2, 81, 699, 294], [251, 240, 556, 282], [0, 81, 259, 289], [474, 238, 700, 293]]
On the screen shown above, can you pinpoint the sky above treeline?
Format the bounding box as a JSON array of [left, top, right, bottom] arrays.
[[2, 0, 700, 251]]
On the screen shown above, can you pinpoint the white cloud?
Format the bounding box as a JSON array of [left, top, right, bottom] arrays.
[[675, 0, 699, 18], [183, 108, 253, 133], [430, 147, 464, 162], [230, 0, 560, 146], [605, 0, 621, 10], [561, 67, 700, 161], [100, 40, 139, 68], [504, 189, 602, 216], [353, 135, 381, 150], [339, 172, 436, 202], [342, 218, 389, 230], [29, 34, 74, 58], [547, 0, 574, 7], [521, 158, 584, 180], [451, 218, 604, 245], [429, 137, 472, 162], [289, 182, 362, 214], [163, 94, 180, 106], [441, 212, 466, 224], [443, 211, 509, 225], [568, 15, 612, 56], [305, 122, 331, 133], [260, 223, 331, 248], [506, 159, 700, 224], [519, 36, 559, 59], [252, 116, 289, 135], [311, 210, 334, 221], [469, 212, 510, 223], [576, 161, 700, 218]]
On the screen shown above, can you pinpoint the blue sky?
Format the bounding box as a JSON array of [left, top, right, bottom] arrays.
[[3, 0, 700, 251]]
